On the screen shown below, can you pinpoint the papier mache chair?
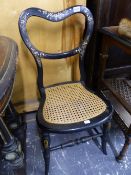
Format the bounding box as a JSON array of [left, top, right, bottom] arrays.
[[19, 5, 113, 175]]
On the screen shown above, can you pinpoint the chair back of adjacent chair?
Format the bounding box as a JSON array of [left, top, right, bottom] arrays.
[[18, 6, 94, 98]]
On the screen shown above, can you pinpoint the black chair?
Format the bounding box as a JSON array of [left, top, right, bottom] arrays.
[[18, 5, 113, 175]]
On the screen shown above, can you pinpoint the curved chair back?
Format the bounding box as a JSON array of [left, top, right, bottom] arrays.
[[18, 6, 94, 98]]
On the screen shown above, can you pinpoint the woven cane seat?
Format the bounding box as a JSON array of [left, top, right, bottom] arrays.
[[43, 83, 107, 124]]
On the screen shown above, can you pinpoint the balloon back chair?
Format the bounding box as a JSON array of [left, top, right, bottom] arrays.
[[19, 6, 113, 175]]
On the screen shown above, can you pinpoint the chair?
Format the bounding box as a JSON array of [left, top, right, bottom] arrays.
[[18, 5, 113, 175]]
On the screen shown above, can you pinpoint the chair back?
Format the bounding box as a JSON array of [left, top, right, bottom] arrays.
[[18, 5, 94, 98]]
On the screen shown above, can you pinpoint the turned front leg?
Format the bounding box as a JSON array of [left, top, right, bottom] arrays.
[[42, 132, 50, 175]]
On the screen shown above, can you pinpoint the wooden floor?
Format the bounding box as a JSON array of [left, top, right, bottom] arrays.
[[0, 112, 131, 175]]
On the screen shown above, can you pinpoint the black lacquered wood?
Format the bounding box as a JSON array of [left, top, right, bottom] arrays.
[[19, 5, 94, 59], [19, 5, 94, 98], [37, 87, 113, 134], [19, 5, 113, 133], [19, 6, 113, 175], [50, 133, 102, 151]]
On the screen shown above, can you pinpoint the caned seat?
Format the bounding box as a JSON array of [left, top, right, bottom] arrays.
[[44, 82, 107, 124], [19, 5, 113, 175]]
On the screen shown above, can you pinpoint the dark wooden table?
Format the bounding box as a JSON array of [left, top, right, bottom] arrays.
[[0, 36, 17, 113], [0, 36, 24, 171], [98, 26, 131, 161]]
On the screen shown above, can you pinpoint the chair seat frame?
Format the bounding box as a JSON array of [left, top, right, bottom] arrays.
[[19, 5, 113, 175], [37, 81, 112, 133]]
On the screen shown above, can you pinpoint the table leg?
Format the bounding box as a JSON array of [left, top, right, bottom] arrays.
[[5, 102, 23, 130], [0, 116, 24, 168]]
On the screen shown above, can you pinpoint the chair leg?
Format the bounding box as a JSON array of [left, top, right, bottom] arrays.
[[102, 122, 111, 155], [42, 133, 50, 175], [116, 136, 131, 161]]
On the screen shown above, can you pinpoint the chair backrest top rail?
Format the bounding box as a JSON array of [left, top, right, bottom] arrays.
[[18, 5, 94, 59]]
